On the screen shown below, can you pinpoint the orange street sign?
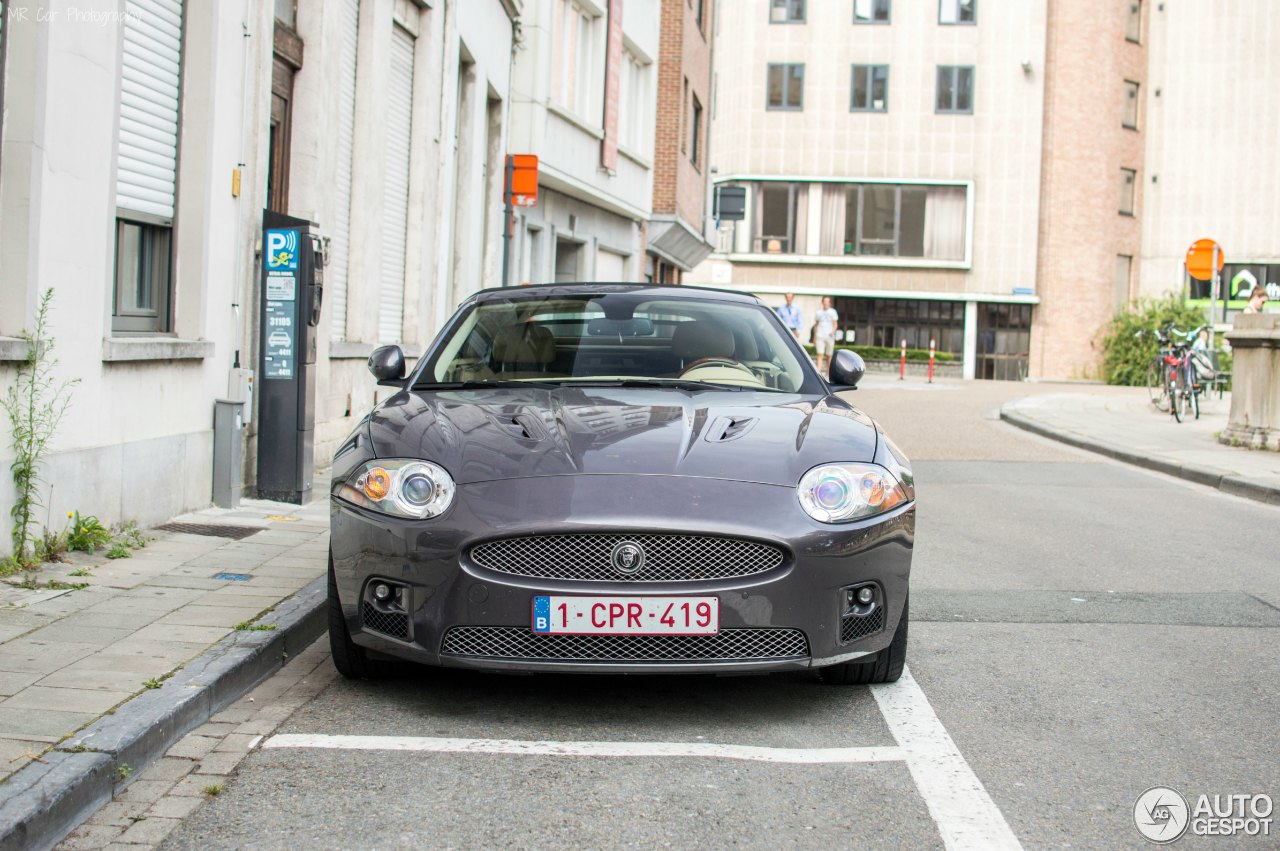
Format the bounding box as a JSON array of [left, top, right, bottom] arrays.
[[508, 154, 538, 207], [1185, 238, 1225, 281]]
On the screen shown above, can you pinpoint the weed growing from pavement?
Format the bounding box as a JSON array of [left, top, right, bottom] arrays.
[[1, 289, 79, 566], [203, 783, 223, 796], [142, 678, 163, 689], [45, 579, 88, 591], [116, 763, 132, 781], [68, 567, 92, 577], [235, 621, 278, 632], [106, 543, 131, 559], [66, 512, 111, 553]]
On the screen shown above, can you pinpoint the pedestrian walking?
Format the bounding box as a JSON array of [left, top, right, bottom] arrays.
[[812, 296, 839, 375], [776, 293, 803, 339], [1242, 286, 1269, 314]]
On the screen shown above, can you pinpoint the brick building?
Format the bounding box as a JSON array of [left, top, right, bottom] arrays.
[[645, 0, 716, 283]]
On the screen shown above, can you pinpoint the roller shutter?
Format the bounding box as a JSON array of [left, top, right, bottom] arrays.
[[116, 0, 185, 221], [378, 23, 414, 344], [330, 0, 360, 342]]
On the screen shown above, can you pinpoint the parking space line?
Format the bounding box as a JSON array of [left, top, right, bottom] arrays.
[[263, 734, 905, 765], [872, 667, 1022, 850]]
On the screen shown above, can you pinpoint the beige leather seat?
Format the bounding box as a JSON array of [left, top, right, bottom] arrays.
[[491, 322, 556, 376], [671, 321, 736, 369]]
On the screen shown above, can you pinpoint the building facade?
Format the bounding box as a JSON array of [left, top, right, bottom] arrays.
[[0, 0, 519, 555], [690, 0, 1046, 380], [691, 0, 1277, 380], [505, 0, 660, 286], [645, 0, 715, 284]]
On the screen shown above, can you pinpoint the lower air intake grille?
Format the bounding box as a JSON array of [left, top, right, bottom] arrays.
[[840, 607, 885, 644], [362, 603, 410, 641], [440, 627, 809, 663]]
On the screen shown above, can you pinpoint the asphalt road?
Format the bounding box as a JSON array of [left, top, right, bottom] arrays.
[[157, 378, 1279, 850]]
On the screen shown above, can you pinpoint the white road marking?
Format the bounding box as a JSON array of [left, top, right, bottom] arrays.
[[872, 666, 1022, 851], [263, 734, 905, 765]]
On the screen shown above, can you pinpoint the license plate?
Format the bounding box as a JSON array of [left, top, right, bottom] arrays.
[[532, 596, 719, 635]]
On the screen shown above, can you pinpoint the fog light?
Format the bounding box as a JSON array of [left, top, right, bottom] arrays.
[[857, 587, 875, 605], [373, 582, 391, 601]]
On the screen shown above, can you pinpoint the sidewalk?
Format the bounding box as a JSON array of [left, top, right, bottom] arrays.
[[0, 498, 329, 849], [1001, 387, 1280, 505]]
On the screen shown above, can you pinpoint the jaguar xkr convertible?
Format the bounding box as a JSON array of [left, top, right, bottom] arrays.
[[329, 284, 914, 684]]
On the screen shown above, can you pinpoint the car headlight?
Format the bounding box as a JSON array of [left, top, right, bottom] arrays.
[[336, 459, 455, 519], [798, 463, 913, 523]]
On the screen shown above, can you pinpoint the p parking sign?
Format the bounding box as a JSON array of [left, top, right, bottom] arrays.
[[265, 229, 299, 270]]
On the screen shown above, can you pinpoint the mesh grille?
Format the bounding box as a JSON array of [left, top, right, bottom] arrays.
[[362, 602, 410, 641], [840, 608, 885, 644], [441, 627, 809, 663], [156, 522, 260, 540], [469, 534, 785, 582]]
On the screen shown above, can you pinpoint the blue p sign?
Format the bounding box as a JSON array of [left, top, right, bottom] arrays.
[[265, 229, 299, 270]]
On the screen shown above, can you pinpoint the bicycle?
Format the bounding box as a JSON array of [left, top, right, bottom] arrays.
[[1164, 324, 1210, 423], [1138, 324, 1209, 423]]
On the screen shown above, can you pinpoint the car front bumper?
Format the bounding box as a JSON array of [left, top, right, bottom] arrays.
[[330, 474, 913, 674]]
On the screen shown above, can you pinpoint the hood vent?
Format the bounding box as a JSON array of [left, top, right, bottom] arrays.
[[502, 412, 547, 441], [705, 415, 757, 443]]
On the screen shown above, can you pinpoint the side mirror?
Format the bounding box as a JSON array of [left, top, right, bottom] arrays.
[[368, 345, 406, 385], [828, 349, 865, 389]]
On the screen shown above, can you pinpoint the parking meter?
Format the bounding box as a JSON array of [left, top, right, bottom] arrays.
[[257, 210, 324, 503]]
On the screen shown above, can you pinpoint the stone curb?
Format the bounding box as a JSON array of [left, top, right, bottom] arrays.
[[0, 575, 328, 851], [999, 405, 1280, 507]]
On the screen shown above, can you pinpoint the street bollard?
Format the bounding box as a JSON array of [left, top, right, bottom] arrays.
[[928, 338, 936, 384], [899, 339, 906, 381]]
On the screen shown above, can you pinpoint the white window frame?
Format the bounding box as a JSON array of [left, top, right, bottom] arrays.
[[939, 0, 976, 25], [552, 0, 601, 121]]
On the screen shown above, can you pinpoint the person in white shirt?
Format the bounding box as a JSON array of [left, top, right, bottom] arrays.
[[812, 296, 839, 375]]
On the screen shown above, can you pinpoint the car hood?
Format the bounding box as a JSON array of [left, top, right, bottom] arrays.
[[366, 386, 879, 487]]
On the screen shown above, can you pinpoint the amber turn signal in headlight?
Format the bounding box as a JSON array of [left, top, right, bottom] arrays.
[[339, 459, 456, 520]]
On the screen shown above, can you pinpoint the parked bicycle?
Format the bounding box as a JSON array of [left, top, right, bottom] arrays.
[[1139, 324, 1212, 423]]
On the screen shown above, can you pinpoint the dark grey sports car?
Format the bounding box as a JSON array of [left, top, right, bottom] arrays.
[[328, 284, 914, 684]]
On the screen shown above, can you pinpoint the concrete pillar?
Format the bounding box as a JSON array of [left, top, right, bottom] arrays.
[[805, 184, 822, 256], [963, 300, 978, 380], [1221, 315, 1280, 451]]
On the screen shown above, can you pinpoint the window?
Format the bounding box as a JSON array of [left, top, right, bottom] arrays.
[[1114, 255, 1133, 311], [753, 183, 806, 253], [114, 0, 184, 333], [936, 66, 974, 113], [770, 0, 805, 24], [939, 0, 976, 25], [695, 0, 705, 32], [853, 0, 890, 23], [975, 303, 1033, 381], [690, 95, 703, 168], [553, 0, 596, 119], [851, 65, 889, 111], [767, 63, 804, 111], [113, 220, 173, 333], [1119, 168, 1136, 214], [839, 297, 965, 355], [817, 183, 967, 261], [1123, 80, 1139, 129], [1125, 0, 1141, 42], [618, 49, 650, 154]]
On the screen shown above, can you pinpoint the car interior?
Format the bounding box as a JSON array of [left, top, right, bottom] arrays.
[[428, 299, 805, 392]]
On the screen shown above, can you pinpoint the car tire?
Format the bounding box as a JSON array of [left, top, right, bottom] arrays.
[[328, 557, 381, 679], [819, 596, 908, 685]]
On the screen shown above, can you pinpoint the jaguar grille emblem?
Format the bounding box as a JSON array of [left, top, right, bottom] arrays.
[[610, 541, 646, 576]]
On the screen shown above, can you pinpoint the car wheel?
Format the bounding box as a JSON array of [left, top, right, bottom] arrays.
[[819, 596, 908, 685], [328, 557, 381, 679]]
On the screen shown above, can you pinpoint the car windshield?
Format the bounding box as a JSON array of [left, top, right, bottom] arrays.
[[415, 292, 818, 393]]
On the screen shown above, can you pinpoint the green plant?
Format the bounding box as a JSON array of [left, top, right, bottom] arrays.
[[116, 763, 132, 781], [202, 783, 223, 796], [0, 556, 21, 578], [1098, 296, 1209, 386], [234, 621, 277, 632], [106, 543, 131, 560], [1, 290, 79, 564], [66, 511, 111, 553], [35, 528, 68, 563], [142, 678, 162, 689], [116, 521, 150, 549], [68, 567, 93, 577], [45, 579, 88, 591]]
